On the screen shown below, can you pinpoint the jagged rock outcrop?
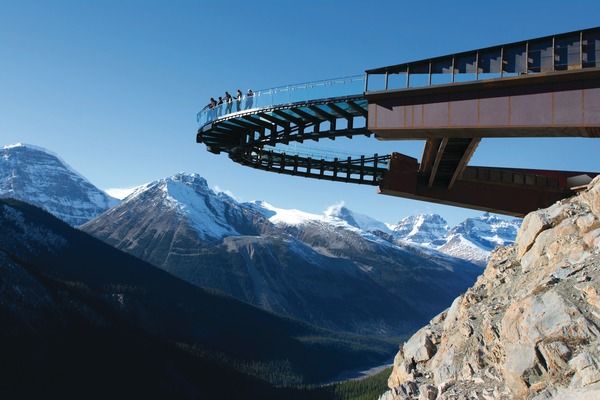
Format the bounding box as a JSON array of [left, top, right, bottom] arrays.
[[381, 176, 600, 400]]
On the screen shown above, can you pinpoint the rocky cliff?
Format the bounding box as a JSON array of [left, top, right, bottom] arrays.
[[381, 176, 600, 400]]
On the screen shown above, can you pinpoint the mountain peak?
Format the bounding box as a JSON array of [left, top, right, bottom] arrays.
[[1, 143, 118, 226], [167, 172, 209, 187], [392, 214, 449, 247], [324, 202, 354, 222], [100, 172, 265, 241], [3, 142, 43, 151], [324, 202, 391, 233]]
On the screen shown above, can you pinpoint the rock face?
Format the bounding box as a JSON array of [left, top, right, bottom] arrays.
[[381, 177, 600, 400]]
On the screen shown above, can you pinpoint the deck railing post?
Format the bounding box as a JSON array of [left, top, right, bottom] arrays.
[[360, 155, 365, 183], [373, 153, 379, 182], [333, 157, 338, 178], [346, 157, 352, 182]]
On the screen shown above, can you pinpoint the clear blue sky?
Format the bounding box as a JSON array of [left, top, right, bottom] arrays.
[[1, 0, 599, 226]]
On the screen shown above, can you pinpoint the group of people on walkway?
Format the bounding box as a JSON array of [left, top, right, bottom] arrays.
[[204, 89, 255, 122]]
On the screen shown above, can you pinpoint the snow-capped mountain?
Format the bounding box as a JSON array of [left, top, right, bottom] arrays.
[[390, 212, 521, 265], [0, 143, 117, 226], [125, 173, 265, 239], [439, 213, 521, 265], [324, 203, 392, 234], [391, 214, 449, 247], [83, 172, 480, 336], [244, 200, 391, 237]]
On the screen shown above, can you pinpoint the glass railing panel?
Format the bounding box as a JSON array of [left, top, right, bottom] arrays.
[[408, 73, 430, 88], [387, 72, 407, 90], [366, 73, 386, 92], [198, 75, 365, 126]]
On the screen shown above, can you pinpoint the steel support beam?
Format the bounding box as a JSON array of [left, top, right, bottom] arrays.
[[419, 138, 441, 175], [379, 152, 597, 216], [428, 138, 447, 187], [367, 69, 600, 140], [448, 138, 481, 189]]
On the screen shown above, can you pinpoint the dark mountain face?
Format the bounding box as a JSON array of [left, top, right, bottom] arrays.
[[0, 250, 283, 400], [0, 143, 117, 226], [83, 174, 481, 337], [277, 220, 481, 319], [0, 199, 393, 395]]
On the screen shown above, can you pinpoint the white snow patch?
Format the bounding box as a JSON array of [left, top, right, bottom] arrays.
[[212, 185, 240, 201], [3, 143, 91, 186], [160, 176, 239, 239], [252, 201, 324, 225], [324, 202, 391, 233], [439, 234, 490, 266], [105, 186, 141, 200]]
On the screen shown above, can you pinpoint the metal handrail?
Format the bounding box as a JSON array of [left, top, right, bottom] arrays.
[[197, 75, 365, 126]]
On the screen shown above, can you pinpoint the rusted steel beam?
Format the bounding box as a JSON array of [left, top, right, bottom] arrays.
[[428, 138, 448, 187], [419, 138, 441, 174], [448, 138, 481, 189], [379, 152, 598, 216], [367, 68, 600, 140]]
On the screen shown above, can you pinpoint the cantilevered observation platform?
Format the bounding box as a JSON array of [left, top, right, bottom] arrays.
[[197, 27, 600, 216]]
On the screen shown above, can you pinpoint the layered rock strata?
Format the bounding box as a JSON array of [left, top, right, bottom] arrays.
[[381, 176, 600, 400]]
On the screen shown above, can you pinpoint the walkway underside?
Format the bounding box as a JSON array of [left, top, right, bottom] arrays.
[[381, 152, 596, 216], [197, 92, 597, 216], [197, 96, 391, 185]]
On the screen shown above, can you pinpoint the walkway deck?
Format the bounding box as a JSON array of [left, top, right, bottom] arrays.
[[197, 27, 600, 216]]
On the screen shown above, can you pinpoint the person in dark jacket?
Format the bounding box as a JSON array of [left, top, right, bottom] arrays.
[[235, 89, 242, 111], [225, 91, 233, 114], [208, 97, 218, 121], [245, 89, 254, 109], [217, 96, 224, 117]]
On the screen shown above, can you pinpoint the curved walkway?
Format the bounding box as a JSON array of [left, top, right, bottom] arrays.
[[196, 27, 600, 193], [197, 76, 391, 185]]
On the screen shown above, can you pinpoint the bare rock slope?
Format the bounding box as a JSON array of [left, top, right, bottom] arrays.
[[381, 176, 600, 400]]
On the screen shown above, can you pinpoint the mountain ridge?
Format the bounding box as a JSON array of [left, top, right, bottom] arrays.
[[83, 172, 482, 337], [0, 197, 394, 388], [0, 143, 117, 226]]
